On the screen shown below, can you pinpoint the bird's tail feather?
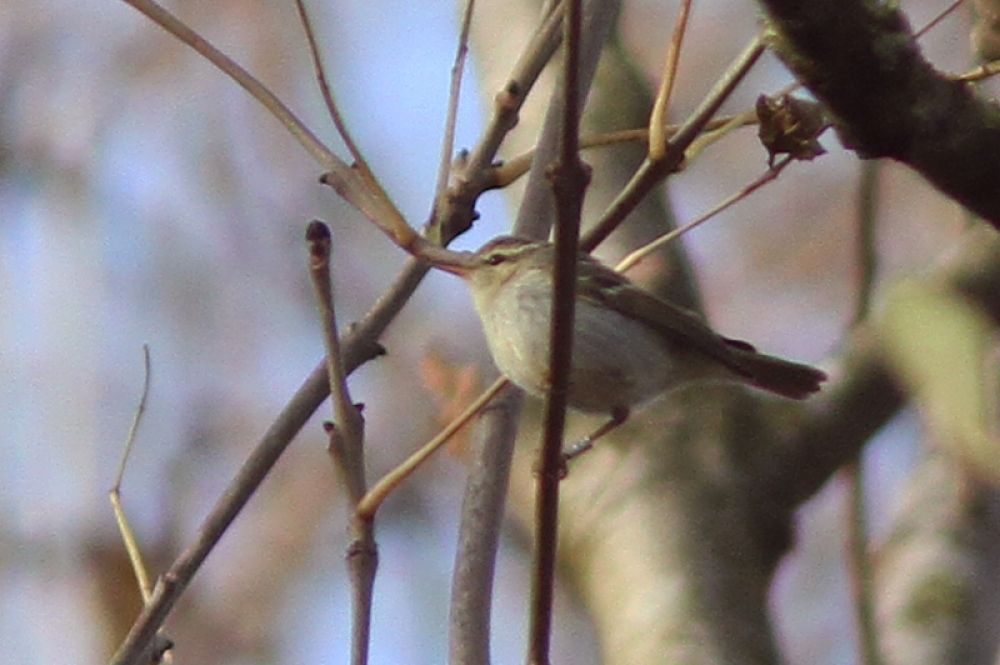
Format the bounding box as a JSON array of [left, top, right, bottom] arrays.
[[723, 338, 827, 400]]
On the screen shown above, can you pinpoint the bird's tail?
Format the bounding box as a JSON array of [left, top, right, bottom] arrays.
[[722, 338, 827, 400]]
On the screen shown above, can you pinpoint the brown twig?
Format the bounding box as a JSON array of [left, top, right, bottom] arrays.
[[956, 60, 1000, 82], [581, 32, 765, 252], [118, 0, 413, 249], [648, 0, 693, 160], [761, 0, 1000, 227], [110, 344, 154, 605], [843, 162, 882, 665], [434, 0, 477, 208], [432, 0, 566, 243], [305, 221, 374, 665], [491, 113, 758, 188], [293, 0, 379, 191], [616, 154, 793, 274], [915, 0, 966, 38], [356, 377, 508, 519], [528, 0, 588, 662], [108, 346, 175, 665], [307, 223, 366, 499]]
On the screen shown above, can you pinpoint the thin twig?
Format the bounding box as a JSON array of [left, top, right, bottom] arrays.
[[843, 161, 882, 665], [109, 258, 421, 665], [118, 0, 411, 243], [110, 345, 154, 603], [293, 0, 377, 186], [581, 32, 765, 252], [956, 59, 1000, 82], [109, 346, 175, 664], [306, 222, 366, 499], [306, 221, 375, 665], [616, 155, 792, 273], [683, 110, 761, 162], [357, 377, 508, 519], [434, 0, 477, 206], [491, 112, 757, 188], [459, 2, 566, 181], [915, 0, 965, 38], [528, 0, 588, 662], [649, 0, 693, 160]]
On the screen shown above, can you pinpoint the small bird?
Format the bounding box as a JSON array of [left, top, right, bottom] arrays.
[[434, 235, 826, 421]]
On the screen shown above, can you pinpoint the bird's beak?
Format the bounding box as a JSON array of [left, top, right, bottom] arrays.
[[426, 248, 477, 278]]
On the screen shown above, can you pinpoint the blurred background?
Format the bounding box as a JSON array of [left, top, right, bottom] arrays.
[[0, 0, 982, 663]]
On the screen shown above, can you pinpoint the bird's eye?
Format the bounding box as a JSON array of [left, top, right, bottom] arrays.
[[485, 253, 506, 266]]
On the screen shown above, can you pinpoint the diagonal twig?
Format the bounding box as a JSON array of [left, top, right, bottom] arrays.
[[582, 32, 766, 251]]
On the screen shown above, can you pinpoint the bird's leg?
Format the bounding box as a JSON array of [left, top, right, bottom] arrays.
[[561, 406, 630, 463]]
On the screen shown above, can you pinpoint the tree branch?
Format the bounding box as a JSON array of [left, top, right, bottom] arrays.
[[760, 0, 1000, 227]]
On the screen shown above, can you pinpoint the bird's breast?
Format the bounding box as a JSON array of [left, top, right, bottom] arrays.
[[472, 276, 677, 412]]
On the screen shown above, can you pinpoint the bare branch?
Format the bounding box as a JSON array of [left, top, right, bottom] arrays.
[[357, 378, 508, 519], [293, 0, 379, 189], [306, 221, 374, 665], [615, 154, 793, 274], [449, 389, 522, 665], [434, 0, 477, 207], [582, 33, 765, 251], [648, 0, 693, 160], [528, 0, 589, 658], [110, 345, 154, 605], [843, 162, 883, 665], [761, 0, 1000, 227]]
